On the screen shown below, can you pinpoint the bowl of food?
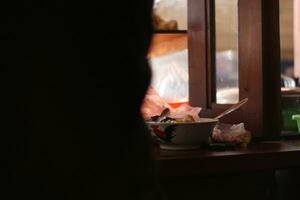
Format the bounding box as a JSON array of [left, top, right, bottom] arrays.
[[146, 116, 218, 150]]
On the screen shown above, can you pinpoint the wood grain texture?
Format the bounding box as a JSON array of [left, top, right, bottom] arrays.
[[188, 0, 208, 108], [238, 0, 264, 136], [238, 0, 281, 137]]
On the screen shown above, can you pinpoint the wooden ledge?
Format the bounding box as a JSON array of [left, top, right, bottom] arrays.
[[155, 139, 300, 176]]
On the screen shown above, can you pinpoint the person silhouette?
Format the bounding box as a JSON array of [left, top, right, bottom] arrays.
[[2, 1, 163, 199]]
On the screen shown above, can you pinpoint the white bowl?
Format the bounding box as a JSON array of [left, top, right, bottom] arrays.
[[146, 118, 218, 150]]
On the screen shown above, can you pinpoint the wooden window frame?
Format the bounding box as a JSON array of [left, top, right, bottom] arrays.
[[188, 0, 282, 138]]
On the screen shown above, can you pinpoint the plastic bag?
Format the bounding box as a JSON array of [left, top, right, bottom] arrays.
[[141, 86, 201, 121], [150, 49, 189, 105], [169, 104, 201, 121], [211, 123, 251, 147]]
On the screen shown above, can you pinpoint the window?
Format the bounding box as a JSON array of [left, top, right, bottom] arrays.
[[215, 0, 239, 104], [149, 0, 281, 138], [188, 0, 281, 137], [279, 0, 300, 134], [149, 0, 188, 108]]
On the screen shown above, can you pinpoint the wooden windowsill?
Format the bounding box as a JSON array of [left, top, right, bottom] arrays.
[[155, 139, 300, 177]]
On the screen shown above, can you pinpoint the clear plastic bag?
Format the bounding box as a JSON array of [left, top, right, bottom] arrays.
[[211, 123, 251, 147], [150, 49, 189, 105]]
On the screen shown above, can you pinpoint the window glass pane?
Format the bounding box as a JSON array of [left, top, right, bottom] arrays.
[[295, 0, 300, 78], [153, 0, 187, 31], [280, 0, 298, 133], [215, 0, 239, 104], [148, 34, 189, 108], [280, 0, 294, 80]]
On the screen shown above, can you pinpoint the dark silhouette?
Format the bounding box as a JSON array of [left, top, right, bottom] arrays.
[[2, 1, 161, 199]]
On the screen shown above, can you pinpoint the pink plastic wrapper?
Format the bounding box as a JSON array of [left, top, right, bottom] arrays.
[[169, 104, 201, 121], [141, 86, 201, 121]]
